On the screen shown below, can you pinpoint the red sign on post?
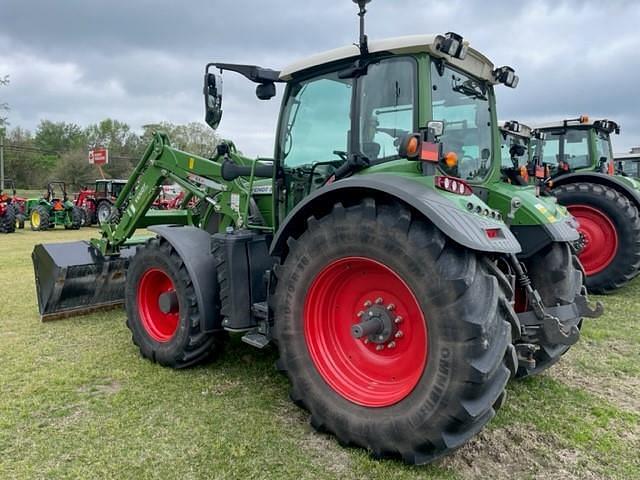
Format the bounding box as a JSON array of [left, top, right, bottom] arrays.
[[89, 148, 109, 165]]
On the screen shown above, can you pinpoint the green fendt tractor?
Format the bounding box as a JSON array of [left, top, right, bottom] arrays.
[[28, 181, 84, 231], [535, 116, 640, 293], [32, 1, 601, 464], [616, 148, 640, 178]]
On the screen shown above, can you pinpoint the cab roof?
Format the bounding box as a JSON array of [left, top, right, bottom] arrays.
[[279, 34, 497, 82], [534, 118, 619, 131]]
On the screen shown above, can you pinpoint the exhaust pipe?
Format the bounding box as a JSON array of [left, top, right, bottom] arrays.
[[32, 241, 136, 321]]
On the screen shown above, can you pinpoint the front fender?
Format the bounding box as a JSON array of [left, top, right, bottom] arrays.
[[270, 174, 521, 257], [148, 225, 221, 333]]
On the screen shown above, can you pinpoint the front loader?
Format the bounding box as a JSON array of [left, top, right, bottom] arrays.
[[32, 0, 601, 465], [534, 116, 640, 293]]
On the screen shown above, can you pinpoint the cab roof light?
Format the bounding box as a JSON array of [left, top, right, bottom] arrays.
[[493, 66, 519, 88], [435, 32, 468, 60]]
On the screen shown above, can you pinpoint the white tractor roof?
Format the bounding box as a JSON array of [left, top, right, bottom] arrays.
[[279, 34, 497, 82], [534, 118, 617, 130], [616, 153, 640, 160]]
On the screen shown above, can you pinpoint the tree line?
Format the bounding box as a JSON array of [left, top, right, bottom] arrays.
[[2, 119, 220, 192], [1, 75, 220, 192]]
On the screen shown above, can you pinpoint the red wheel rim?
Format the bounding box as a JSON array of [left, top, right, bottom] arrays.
[[568, 204, 619, 275], [137, 268, 179, 342], [304, 257, 428, 407]]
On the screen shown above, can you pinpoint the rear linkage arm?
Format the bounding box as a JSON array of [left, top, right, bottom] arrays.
[[507, 253, 603, 346]]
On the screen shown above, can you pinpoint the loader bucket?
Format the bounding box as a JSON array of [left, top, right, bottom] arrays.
[[32, 241, 136, 321]]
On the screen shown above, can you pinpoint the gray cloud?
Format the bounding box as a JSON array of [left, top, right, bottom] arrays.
[[1, 0, 639, 156]]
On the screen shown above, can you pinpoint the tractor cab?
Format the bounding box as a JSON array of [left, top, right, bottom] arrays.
[[95, 179, 127, 201], [535, 116, 619, 176], [615, 148, 640, 178], [499, 121, 540, 185]]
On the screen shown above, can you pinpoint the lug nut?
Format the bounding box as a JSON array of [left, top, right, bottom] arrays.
[[395, 330, 404, 339], [387, 341, 396, 349], [363, 338, 369, 344], [377, 335, 385, 341], [386, 303, 395, 311], [376, 344, 385, 351], [364, 300, 372, 307], [375, 297, 383, 305], [357, 311, 365, 318], [394, 316, 403, 324]]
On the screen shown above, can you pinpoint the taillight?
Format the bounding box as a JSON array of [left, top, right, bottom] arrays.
[[485, 228, 503, 239], [434, 176, 473, 196]]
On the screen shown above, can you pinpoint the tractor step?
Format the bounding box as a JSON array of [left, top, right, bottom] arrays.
[[241, 331, 270, 349]]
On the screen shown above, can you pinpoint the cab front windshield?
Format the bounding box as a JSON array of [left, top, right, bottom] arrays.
[[431, 62, 493, 182]]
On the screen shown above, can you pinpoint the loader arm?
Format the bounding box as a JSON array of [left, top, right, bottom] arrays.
[[91, 131, 270, 256]]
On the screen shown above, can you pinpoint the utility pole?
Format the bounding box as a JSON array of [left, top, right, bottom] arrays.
[[0, 132, 4, 191]]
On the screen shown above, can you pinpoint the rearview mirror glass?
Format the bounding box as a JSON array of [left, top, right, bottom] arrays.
[[204, 73, 223, 130]]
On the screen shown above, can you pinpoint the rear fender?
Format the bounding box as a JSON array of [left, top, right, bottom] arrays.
[[270, 174, 521, 257], [148, 225, 221, 333], [552, 172, 640, 211]]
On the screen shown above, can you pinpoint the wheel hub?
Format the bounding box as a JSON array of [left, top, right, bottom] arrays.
[[351, 298, 403, 349]]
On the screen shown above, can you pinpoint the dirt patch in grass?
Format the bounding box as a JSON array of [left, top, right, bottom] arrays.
[[275, 399, 354, 477], [441, 424, 596, 480], [551, 347, 640, 415]]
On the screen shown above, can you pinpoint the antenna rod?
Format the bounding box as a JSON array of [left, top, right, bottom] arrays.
[[353, 0, 371, 55]]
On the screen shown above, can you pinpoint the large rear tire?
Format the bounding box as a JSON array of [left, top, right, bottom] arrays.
[[96, 200, 113, 226], [274, 199, 515, 464], [0, 205, 16, 233], [554, 182, 640, 293], [125, 238, 226, 368], [515, 243, 583, 378]]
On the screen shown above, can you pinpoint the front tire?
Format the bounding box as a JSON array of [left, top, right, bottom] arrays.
[[274, 199, 515, 464], [125, 238, 225, 368], [554, 182, 640, 293], [515, 243, 583, 378], [30, 206, 50, 231]]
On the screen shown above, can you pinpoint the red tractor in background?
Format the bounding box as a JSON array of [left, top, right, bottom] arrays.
[[0, 179, 27, 232], [74, 179, 127, 226]]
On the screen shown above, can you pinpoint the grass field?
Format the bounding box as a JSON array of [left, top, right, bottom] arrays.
[[1, 228, 638, 479]]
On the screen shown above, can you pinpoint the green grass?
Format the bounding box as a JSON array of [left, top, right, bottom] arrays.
[[1, 228, 638, 479]]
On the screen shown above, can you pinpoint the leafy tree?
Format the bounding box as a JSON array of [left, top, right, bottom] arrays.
[[34, 120, 86, 153], [51, 148, 96, 191], [142, 121, 219, 158]]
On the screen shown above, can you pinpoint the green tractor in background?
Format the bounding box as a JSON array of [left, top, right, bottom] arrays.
[[28, 181, 84, 231], [616, 147, 640, 178], [32, 0, 602, 465], [534, 117, 640, 293]]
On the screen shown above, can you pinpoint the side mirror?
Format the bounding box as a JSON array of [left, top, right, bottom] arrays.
[[256, 82, 276, 100], [203, 73, 223, 130], [509, 144, 526, 158], [426, 120, 445, 139]]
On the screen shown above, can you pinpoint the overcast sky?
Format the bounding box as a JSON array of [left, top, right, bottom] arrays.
[[1, 0, 639, 156]]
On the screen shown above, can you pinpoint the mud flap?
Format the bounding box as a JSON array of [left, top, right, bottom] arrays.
[[32, 241, 135, 321]]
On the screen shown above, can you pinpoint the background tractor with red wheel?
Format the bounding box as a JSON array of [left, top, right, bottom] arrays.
[[31, 1, 601, 466], [534, 117, 640, 293], [0, 179, 27, 232], [74, 179, 128, 226], [27, 181, 84, 231]]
